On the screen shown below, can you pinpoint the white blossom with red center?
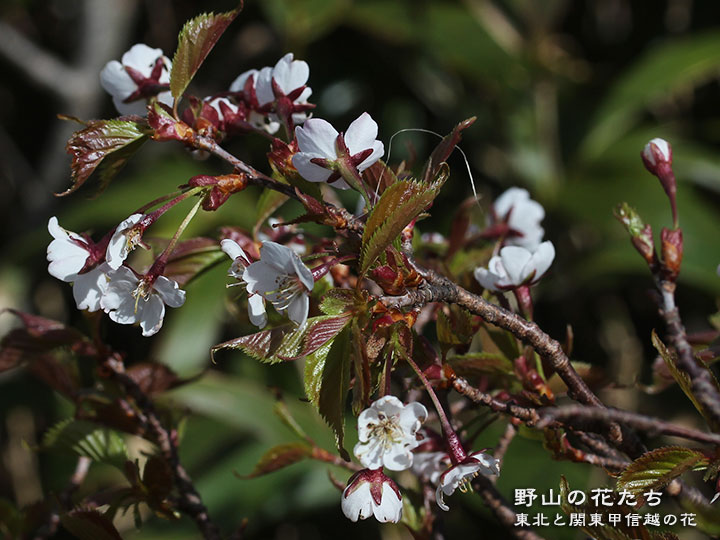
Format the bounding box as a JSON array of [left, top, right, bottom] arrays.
[[491, 187, 545, 249], [220, 239, 268, 328], [353, 396, 427, 471], [106, 214, 144, 270], [46, 217, 109, 312], [100, 266, 185, 337], [436, 451, 500, 511], [474, 241, 555, 292], [341, 468, 403, 523], [100, 44, 172, 116]]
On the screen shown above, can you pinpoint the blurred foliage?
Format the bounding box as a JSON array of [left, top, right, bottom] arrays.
[[2, 0, 720, 539]]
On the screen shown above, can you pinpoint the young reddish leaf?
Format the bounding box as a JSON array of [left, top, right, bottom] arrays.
[[170, 6, 242, 100], [212, 323, 305, 364], [126, 363, 190, 395], [142, 455, 174, 499], [282, 314, 352, 360], [318, 326, 352, 461], [617, 446, 709, 498], [61, 119, 148, 196], [60, 510, 123, 540], [361, 170, 448, 274], [421, 117, 475, 183], [240, 442, 312, 478], [27, 355, 79, 399], [362, 159, 399, 197]]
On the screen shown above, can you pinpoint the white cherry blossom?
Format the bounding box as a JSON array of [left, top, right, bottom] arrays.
[[292, 113, 384, 189], [341, 469, 403, 523], [240, 241, 314, 328], [492, 187, 545, 249], [106, 214, 144, 270], [100, 44, 172, 116], [474, 241, 555, 292], [436, 451, 500, 511], [411, 451, 451, 485], [221, 239, 268, 328], [47, 217, 109, 312], [353, 396, 427, 471], [100, 266, 185, 337]]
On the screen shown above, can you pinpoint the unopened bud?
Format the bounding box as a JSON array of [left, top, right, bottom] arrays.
[[641, 138, 678, 227], [660, 227, 683, 281], [614, 203, 656, 267]]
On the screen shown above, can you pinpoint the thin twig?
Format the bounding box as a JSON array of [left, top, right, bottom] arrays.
[[538, 405, 720, 446], [451, 376, 540, 425]]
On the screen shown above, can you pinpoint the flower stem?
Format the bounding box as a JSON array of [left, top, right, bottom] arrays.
[[148, 195, 203, 278], [394, 340, 467, 464]]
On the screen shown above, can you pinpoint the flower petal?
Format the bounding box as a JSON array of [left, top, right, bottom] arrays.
[[255, 66, 274, 105], [152, 275, 186, 308], [100, 61, 137, 101], [527, 241, 555, 282], [344, 112, 378, 155], [229, 69, 257, 92], [286, 293, 309, 327], [295, 118, 339, 158], [138, 294, 166, 336], [106, 214, 144, 270], [220, 239, 248, 262], [292, 152, 333, 183], [373, 483, 402, 523], [499, 246, 532, 285], [357, 141, 384, 172], [122, 44, 164, 76], [342, 482, 373, 522], [73, 266, 109, 312], [247, 294, 267, 328]]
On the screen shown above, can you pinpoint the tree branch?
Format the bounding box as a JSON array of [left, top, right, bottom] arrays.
[[103, 355, 221, 540]]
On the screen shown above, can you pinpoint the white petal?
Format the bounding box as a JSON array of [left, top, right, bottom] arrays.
[[344, 112, 378, 156], [229, 69, 257, 92], [255, 66, 274, 105], [527, 241, 555, 282], [341, 482, 373, 522], [272, 53, 309, 94], [259, 241, 296, 274], [353, 439, 384, 470], [499, 246, 533, 285], [106, 214, 143, 270], [138, 294, 166, 336], [247, 294, 267, 328], [397, 401, 428, 438], [220, 239, 248, 261], [73, 266, 109, 312], [243, 262, 280, 296], [122, 44, 165, 76], [493, 187, 529, 219], [382, 444, 413, 471], [100, 60, 137, 101], [286, 293, 309, 326], [356, 408, 381, 442], [473, 266, 500, 292], [292, 153, 333, 183], [295, 119, 339, 158], [152, 276, 186, 308], [357, 141, 384, 172], [292, 255, 314, 291], [436, 485, 450, 511], [374, 483, 402, 523]]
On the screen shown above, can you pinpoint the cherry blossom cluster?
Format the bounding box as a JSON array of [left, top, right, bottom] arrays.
[[474, 188, 555, 312], [47, 216, 184, 336], [342, 396, 499, 522]]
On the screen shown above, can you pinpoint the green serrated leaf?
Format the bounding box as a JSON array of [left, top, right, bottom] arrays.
[[617, 446, 709, 498], [319, 289, 356, 316], [241, 442, 312, 478], [318, 326, 352, 460], [170, 6, 241, 100], [304, 339, 333, 407], [41, 419, 127, 469], [651, 330, 720, 430], [360, 171, 447, 274], [62, 119, 148, 196]]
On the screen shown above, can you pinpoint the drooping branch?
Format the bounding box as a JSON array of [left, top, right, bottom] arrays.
[[103, 355, 221, 540]]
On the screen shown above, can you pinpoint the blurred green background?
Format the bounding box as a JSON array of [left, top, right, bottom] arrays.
[[2, 0, 720, 538]]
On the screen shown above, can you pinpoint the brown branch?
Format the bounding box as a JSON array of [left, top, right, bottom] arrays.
[[656, 280, 720, 427], [103, 356, 221, 540], [472, 474, 545, 540], [538, 405, 720, 446], [451, 376, 540, 425]]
